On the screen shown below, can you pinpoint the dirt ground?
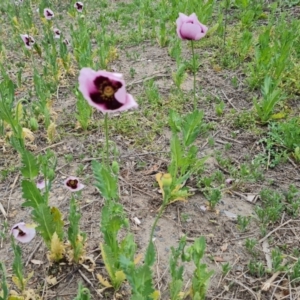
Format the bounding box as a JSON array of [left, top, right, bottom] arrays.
[[1, 3, 300, 299]]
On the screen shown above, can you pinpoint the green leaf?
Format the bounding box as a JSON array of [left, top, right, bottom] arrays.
[[51, 207, 64, 241], [74, 283, 91, 300], [169, 110, 182, 133], [170, 279, 184, 300], [169, 134, 182, 177], [100, 243, 124, 289], [0, 262, 9, 300], [20, 150, 39, 179], [182, 110, 204, 147], [21, 180, 45, 209], [31, 204, 56, 246], [145, 241, 155, 267], [11, 238, 24, 291], [68, 198, 83, 262], [92, 161, 118, 200]]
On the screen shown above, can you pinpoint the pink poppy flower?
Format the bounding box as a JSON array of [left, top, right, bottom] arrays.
[[44, 8, 54, 20], [64, 176, 84, 192], [74, 2, 84, 12], [20, 34, 35, 49], [63, 39, 70, 45], [78, 68, 138, 113], [176, 13, 208, 41], [53, 28, 61, 39], [11, 222, 36, 243]]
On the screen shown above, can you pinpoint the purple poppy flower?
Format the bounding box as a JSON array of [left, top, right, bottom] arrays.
[[11, 222, 36, 243], [64, 176, 84, 192], [176, 13, 208, 41], [78, 68, 138, 113], [74, 2, 84, 12], [36, 179, 48, 190], [225, 178, 235, 186], [53, 28, 61, 39], [44, 8, 54, 20], [20, 34, 35, 49]]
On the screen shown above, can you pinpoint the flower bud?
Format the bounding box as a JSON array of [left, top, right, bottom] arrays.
[[161, 173, 172, 187], [29, 117, 39, 131], [111, 161, 119, 175]]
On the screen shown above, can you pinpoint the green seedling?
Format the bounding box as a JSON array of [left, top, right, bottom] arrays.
[[68, 197, 86, 263], [253, 76, 284, 124], [245, 238, 258, 257], [290, 259, 300, 285], [255, 189, 283, 225], [187, 237, 214, 300], [221, 262, 231, 276], [74, 283, 91, 300], [271, 248, 285, 272], [204, 188, 222, 210], [92, 161, 135, 290], [169, 236, 187, 300], [168, 109, 208, 203], [248, 259, 265, 277], [215, 101, 225, 116], [237, 215, 251, 232]]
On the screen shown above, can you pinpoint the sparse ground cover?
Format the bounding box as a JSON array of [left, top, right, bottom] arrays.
[[1, 0, 300, 299]]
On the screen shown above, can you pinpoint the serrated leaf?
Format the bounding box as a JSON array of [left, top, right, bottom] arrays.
[[67, 198, 83, 262], [20, 150, 39, 179], [48, 232, 65, 262], [11, 241, 24, 291], [51, 207, 64, 241], [31, 204, 56, 245], [169, 134, 182, 176], [271, 112, 286, 120], [169, 110, 182, 133], [33, 43, 42, 57], [151, 290, 160, 300], [206, 23, 219, 37], [8, 296, 23, 300], [99, 243, 115, 286], [170, 279, 184, 300], [114, 271, 126, 287], [134, 253, 143, 265], [92, 161, 118, 200], [22, 180, 44, 209], [11, 276, 23, 292], [96, 273, 112, 288], [22, 128, 35, 143], [145, 242, 155, 267], [15, 101, 23, 123], [182, 110, 204, 147]]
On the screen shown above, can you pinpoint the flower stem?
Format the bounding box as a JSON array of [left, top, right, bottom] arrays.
[[104, 113, 109, 167], [149, 187, 170, 244], [191, 40, 197, 110]]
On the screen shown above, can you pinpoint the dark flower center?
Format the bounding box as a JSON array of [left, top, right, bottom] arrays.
[[67, 179, 79, 189], [15, 226, 26, 236], [90, 75, 123, 110], [46, 10, 53, 17], [76, 3, 83, 10], [25, 36, 34, 46]]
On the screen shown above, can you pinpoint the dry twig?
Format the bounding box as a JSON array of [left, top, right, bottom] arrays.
[[228, 278, 258, 300]]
